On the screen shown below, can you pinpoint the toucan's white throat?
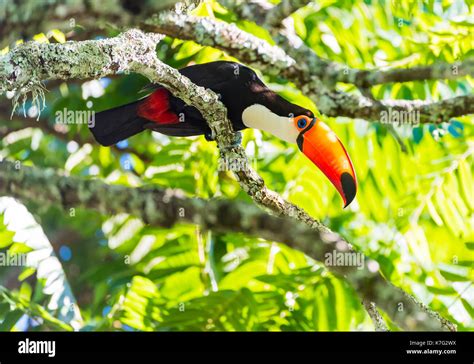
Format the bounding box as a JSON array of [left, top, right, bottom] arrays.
[[242, 104, 299, 144]]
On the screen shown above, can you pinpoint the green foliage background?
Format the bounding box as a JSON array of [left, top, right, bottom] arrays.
[[0, 0, 473, 331]]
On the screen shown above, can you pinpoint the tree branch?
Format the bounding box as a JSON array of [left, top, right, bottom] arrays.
[[0, 0, 184, 47], [263, 0, 312, 28], [351, 60, 474, 88], [0, 159, 457, 331], [142, 12, 296, 76], [310, 85, 474, 124], [219, 0, 474, 87], [363, 300, 389, 332]]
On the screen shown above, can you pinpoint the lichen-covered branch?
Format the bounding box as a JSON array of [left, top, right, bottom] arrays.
[[219, 0, 474, 87], [0, 31, 162, 94], [146, 12, 474, 124], [350, 60, 474, 88], [311, 85, 474, 124], [0, 0, 184, 47], [269, 20, 474, 88], [142, 12, 297, 76], [219, 0, 311, 29], [0, 159, 457, 332], [263, 0, 312, 28], [273, 25, 474, 123], [363, 300, 389, 332]]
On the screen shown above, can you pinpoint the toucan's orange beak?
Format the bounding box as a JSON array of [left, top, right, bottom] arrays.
[[295, 116, 357, 208]]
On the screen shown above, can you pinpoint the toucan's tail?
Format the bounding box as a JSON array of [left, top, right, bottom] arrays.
[[89, 100, 148, 146], [89, 88, 208, 145]]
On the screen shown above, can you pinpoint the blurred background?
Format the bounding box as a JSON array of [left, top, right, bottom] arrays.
[[0, 0, 472, 331]]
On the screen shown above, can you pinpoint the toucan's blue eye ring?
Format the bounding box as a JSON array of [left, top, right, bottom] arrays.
[[297, 118, 307, 129]]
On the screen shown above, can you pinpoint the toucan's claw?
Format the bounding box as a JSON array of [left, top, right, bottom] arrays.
[[232, 131, 242, 146], [204, 131, 215, 142]]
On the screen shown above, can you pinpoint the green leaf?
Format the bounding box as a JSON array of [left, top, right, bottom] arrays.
[[439, 264, 472, 282], [49, 29, 66, 43], [0, 230, 15, 248], [0, 309, 23, 331]]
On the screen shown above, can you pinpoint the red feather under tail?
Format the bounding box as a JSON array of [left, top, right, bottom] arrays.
[[137, 88, 179, 124]]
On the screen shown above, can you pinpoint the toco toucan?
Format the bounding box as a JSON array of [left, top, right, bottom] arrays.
[[89, 61, 357, 207]]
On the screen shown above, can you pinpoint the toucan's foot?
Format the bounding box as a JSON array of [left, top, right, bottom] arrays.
[[204, 130, 215, 141], [220, 131, 242, 151], [232, 131, 242, 147], [205, 131, 241, 146]]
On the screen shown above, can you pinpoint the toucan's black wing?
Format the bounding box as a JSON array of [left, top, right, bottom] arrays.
[[140, 61, 249, 94], [90, 61, 256, 146]]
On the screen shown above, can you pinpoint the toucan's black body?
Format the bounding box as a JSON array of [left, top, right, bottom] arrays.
[[90, 61, 312, 146], [90, 61, 357, 207]]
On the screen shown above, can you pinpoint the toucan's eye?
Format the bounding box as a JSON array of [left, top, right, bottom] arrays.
[[295, 116, 313, 131], [297, 118, 307, 129]]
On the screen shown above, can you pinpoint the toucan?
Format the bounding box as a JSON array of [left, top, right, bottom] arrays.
[[90, 61, 357, 207]]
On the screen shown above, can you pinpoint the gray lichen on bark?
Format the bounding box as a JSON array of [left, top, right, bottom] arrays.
[[143, 12, 296, 75], [362, 301, 389, 332], [0, 0, 186, 48], [262, 0, 312, 28]]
